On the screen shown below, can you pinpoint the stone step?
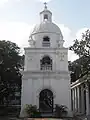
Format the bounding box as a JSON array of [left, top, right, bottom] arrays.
[[41, 113, 54, 117], [23, 118, 74, 120]]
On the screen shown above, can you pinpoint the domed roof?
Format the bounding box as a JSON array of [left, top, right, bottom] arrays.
[[31, 21, 62, 35]]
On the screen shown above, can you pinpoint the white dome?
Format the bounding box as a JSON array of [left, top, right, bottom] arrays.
[[31, 21, 62, 35]]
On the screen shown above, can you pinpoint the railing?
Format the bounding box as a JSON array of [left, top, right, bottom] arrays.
[[40, 65, 52, 71], [42, 42, 50, 47]]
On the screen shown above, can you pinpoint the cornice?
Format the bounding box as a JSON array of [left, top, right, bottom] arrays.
[[24, 47, 68, 51], [22, 70, 70, 80], [71, 74, 88, 88], [22, 70, 69, 74]]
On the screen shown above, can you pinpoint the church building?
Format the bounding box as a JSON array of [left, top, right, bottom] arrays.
[[20, 3, 71, 117]]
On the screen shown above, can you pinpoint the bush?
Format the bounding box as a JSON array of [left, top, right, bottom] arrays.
[[0, 105, 20, 117], [55, 104, 68, 118], [0, 106, 8, 116], [24, 104, 41, 118]]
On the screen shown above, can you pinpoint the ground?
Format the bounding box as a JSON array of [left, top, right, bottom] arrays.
[[0, 116, 21, 120], [0, 118, 65, 120]]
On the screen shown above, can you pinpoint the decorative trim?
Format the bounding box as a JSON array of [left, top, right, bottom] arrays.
[[22, 70, 69, 74], [22, 74, 70, 80], [40, 54, 53, 60], [21, 71, 70, 80], [24, 47, 68, 51], [36, 86, 56, 98], [27, 55, 33, 61], [31, 31, 60, 36]]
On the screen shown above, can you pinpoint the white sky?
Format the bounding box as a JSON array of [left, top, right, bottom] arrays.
[[0, 0, 88, 61], [38, 0, 52, 2]]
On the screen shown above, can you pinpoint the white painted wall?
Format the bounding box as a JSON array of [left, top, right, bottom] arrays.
[[24, 48, 68, 72], [20, 73, 71, 116], [32, 33, 60, 48]]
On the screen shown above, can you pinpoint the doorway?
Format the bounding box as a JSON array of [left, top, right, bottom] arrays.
[[39, 89, 53, 113]]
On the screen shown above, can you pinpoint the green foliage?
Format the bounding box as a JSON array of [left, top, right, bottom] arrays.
[[69, 29, 90, 57], [69, 30, 90, 82], [68, 57, 90, 83], [0, 40, 24, 105], [24, 104, 41, 118], [0, 105, 20, 116], [55, 104, 68, 118]]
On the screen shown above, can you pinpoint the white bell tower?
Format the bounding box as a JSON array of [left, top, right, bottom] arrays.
[[20, 3, 71, 117]]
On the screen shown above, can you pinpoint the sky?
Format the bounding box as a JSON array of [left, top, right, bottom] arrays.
[[0, 0, 90, 61]]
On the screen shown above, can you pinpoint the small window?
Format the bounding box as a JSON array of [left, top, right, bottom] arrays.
[[42, 36, 50, 47], [44, 14, 48, 20]]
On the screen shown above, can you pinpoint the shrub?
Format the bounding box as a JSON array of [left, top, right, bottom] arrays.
[[24, 104, 41, 118], [55, 104, 68, 118]]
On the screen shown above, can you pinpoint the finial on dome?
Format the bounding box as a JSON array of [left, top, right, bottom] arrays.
[[44, 2, 47, 9]]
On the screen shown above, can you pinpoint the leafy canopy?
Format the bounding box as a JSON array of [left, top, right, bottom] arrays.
[[0, 40, 24, 104], [69, 30, 90, 82], [70, 29, 90, 57]]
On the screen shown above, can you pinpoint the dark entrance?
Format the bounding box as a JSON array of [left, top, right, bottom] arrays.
[[39, 89, 53, 113]]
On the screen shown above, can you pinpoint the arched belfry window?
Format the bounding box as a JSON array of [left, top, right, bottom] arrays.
[[40, 56, 52, 70], [42, 36, 50, 47], [44, 14, 48, 21]]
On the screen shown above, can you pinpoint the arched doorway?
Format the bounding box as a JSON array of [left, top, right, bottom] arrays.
[[39, 89, 53, 113]]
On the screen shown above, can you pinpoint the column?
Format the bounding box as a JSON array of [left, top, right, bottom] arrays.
[[74, 88, 76, 111], [79, 86, 82, 113], [81, 84, 85, 114], [31, 79, 34, 105], [77, 86, 80, 113], [73, 88, 75, 111], [71, 89, 73, 111], [76, 87, 78, 112], [74, 87, 78, 111], [89, 84, 90, 114], [85, 83, 90, 116]]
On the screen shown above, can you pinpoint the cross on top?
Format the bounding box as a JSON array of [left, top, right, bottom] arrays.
[[44, 2, 47, 9]]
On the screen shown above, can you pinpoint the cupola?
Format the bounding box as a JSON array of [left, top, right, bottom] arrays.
[[40, 2, 52, 22]]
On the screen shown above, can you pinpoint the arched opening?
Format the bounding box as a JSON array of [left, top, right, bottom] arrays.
[[39, 89, 53, 113], [40, 56, 52, 70], [44, 14, 48, 21], [42, 36, 50, 47]]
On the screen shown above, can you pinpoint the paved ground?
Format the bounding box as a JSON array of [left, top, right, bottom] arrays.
[[0, 118, 64, 120], [0, 117, 68, 120], [0, 117, 9, 120], [0, 116, 20, 120]]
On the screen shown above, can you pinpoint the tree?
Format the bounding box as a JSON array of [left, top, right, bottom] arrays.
[[0, 40, 24, 105], [70, 29, 90, 57], [69, 30, 90, 82]]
